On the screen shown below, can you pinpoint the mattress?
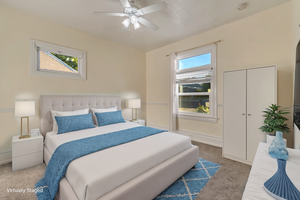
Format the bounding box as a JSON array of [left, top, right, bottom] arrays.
[[44, 122, 192, 200]]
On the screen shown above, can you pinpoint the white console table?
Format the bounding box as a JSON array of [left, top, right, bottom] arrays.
[[242, 142, 300, 199]]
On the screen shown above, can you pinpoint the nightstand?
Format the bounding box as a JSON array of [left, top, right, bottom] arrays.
[[126, 119, 145, 126], [12, 133, 43, 171]]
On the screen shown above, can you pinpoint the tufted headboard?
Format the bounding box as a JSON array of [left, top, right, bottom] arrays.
[[40, 95, 121, 137]]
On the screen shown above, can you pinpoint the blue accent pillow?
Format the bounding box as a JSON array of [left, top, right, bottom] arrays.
[[95, 111, 126, 127], [55, 113, 95, 134]]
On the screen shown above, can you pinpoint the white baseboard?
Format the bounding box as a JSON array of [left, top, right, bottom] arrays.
[[176, 129, 223, 147], [0, 151, 12, 165], [223, 154, 252, 165], [146, 123, 223, 148]]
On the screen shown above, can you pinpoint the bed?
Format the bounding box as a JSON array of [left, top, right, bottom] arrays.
[[40, 95, 199, 200]]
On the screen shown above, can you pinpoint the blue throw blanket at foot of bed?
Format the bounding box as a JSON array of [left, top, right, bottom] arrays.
[[35, 126, 167, 200]]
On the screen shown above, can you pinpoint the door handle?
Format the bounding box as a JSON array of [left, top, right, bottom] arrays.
[[242, 113, 245, 115], [248, 114, 251, 116]]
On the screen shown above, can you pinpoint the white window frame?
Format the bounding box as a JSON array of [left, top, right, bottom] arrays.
[[175, 44, 217, 123], [30, 39, 86, 80]]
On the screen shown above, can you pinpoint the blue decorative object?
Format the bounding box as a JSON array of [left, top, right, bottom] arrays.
[[35, 126, 167, 200], [264, 159, 300, 200], [269, 131, 289, 160], [154, 158, 220, 200], [95, 111, 126, 127], [55, 113, 95, 134]]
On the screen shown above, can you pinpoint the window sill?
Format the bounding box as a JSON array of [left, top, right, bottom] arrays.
[[177, 113, 218, 123], [30, 70, 86, 80]]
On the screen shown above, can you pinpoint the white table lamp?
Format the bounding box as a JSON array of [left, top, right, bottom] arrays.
[[15, 101, 35, 139], [127, 99, 141, 121]]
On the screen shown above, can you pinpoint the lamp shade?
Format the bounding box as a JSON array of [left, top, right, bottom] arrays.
[[127, 99, 141, 109], [15, 101, 35, 117]]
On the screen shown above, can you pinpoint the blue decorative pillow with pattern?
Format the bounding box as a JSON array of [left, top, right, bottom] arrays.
[[95, 111, 126, 127], [55, 113, 95, 134]]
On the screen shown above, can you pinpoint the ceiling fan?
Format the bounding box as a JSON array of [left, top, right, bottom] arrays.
[[93, 0, 167, 31]]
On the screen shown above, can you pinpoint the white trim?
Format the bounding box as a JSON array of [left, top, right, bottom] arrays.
[[175, 129, 223, 147], [143, 103, 169, 105], [177, 113, 218, 123], [0, 108, 14, 113], [223, 154, 252, 165], [146, 123, 222, 147], [173, 44, 217, 122], [30, 39, 87, 80], [0, 151, 12, 165]]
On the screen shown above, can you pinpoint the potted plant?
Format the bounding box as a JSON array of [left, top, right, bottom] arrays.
[[259, 104, 290, 144]]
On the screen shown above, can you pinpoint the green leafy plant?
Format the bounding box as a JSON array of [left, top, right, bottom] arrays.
[[259, 104, 290, 135], [196, 104, 209, 114], [50, 53, 78, 71]]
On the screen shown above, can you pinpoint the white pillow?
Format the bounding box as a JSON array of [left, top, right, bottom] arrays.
[[91, 107, 118, 126], [51, 108, 89, 132]]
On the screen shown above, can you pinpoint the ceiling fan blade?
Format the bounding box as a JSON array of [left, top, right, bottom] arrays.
[[139, 1, 167, 15], [138, 17, 159, 31], [120, 0, 131, 8], [93, 12, 126, 16]]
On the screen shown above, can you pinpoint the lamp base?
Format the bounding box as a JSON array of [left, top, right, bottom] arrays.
[[19, 135, 31, 139], [131, 108, 138, 121]]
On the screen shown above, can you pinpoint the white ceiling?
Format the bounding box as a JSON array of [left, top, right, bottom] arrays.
[[0, 0, 290, 52]]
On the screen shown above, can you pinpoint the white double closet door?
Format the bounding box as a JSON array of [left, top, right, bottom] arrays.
[[223, 66, 277, 164]]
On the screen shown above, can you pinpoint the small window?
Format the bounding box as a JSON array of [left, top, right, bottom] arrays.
[[30, 39, 86, 80]]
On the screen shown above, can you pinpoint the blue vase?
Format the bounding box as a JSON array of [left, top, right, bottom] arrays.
[[269, 131, 289, 160], [264, 159, 300, 200]]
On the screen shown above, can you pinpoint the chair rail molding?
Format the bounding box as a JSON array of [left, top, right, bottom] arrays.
[[0, 108, 14, 113], [142, 102, 169, 106]]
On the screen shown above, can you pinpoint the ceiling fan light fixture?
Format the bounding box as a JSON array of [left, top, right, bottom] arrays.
[[130, 15, 138, 24], [93, 0, 167, 32], [134, 22, 140, 29], [122, 18, 130, 28]]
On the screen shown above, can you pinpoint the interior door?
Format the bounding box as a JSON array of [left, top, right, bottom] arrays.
[[223, 70, 247, 160], [247, 66, 276, 162]]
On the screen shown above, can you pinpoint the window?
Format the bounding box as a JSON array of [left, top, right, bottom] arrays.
[[30, 39, 86, 80], [174, 44, 217, 122]]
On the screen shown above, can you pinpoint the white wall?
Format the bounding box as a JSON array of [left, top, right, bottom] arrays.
[[0, 4, 146, 163], [146, 2, 294, 147]]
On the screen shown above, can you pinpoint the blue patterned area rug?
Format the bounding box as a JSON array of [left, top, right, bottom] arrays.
[[154, 158, 220, 200]]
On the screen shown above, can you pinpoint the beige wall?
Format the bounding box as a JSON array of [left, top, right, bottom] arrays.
[[146, 2, 294, 147], [0, 4, 146, 155], [292, 0, 300, 49], [0, 1, 297, 157]]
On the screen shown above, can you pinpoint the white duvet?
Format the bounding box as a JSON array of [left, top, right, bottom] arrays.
[[45, 122, 192, 200]]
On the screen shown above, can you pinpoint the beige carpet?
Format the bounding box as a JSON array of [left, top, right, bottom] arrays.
[[0, 162, 46, 200], [193, 141, 251, 200], [0, 142, 251, 200]]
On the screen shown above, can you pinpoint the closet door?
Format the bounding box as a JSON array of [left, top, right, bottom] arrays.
[[223, 70, 247, 160], [247, 66, 276, 162]]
